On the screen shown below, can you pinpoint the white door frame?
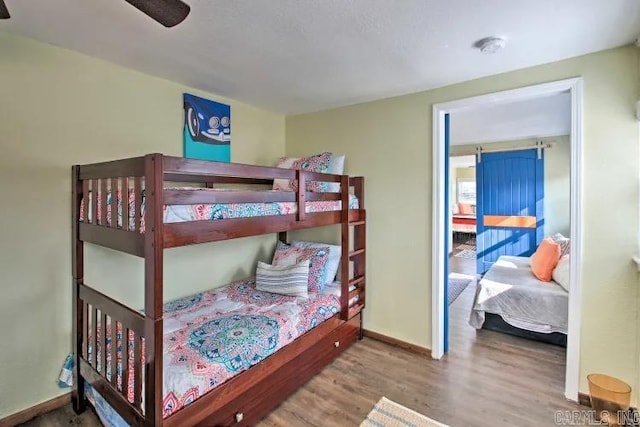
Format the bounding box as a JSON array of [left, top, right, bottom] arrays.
[[431, 77, 584, 401]]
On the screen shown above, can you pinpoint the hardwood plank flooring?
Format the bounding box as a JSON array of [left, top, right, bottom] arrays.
[[19, 334, 578, 427], [20, 255, 579, 426]]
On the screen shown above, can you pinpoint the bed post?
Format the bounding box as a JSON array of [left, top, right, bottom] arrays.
[[144, 154, 164, 426], [71, 165, 87, 414], [296, 170, 306, 222], [340, 175, 350, 320]]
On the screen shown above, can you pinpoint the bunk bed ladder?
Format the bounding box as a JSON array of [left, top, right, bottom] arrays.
[[340, 176, 365, 337]]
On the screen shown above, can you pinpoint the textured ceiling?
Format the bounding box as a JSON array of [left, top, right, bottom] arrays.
[[450, 92, 571, 145], [1, 0, 639, 114]]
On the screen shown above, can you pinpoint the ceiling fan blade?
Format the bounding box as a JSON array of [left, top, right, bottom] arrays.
[[124, 0, 190, 27], [0, 0, 10, 19]]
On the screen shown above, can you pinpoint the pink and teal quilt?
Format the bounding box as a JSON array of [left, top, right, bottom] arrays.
[[91, 277, 341, 418]]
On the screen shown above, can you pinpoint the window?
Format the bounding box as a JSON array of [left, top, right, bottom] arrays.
[[457, 178, 476, 205]]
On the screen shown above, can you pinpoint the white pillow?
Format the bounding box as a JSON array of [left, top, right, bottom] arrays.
[[255, 260, 310, 298], [325, 154, 345, 192], [552, 255, 570, 292], [292, 240, 341, 285]]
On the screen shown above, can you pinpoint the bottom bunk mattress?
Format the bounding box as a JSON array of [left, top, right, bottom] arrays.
[[89, 278, 344, 420], [469, 256, 568, 335]]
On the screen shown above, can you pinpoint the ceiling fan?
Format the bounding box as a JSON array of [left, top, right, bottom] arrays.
[[0, 0, 191, 27], [0, 0, 8, 20]]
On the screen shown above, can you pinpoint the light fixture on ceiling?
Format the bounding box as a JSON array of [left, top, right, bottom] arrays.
[[474, 37, 506, 54]]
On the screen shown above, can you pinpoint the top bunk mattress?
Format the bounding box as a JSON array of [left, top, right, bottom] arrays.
[[80, 188, 359, 232], [91, 277, 343, 419]]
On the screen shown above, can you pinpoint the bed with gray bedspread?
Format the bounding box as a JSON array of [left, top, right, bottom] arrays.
[[469, 256, 568, 335]]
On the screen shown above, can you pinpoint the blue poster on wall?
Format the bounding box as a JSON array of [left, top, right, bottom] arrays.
[[183, 93, 231, 162]]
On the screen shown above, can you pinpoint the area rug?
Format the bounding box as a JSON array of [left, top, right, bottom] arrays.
[[448, 275, 472, 305], [361, 397, 449, 427], [454, 248, 476, 259], [455, 243, 476, 251]]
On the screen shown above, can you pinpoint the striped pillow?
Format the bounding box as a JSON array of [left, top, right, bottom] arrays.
[[256, 260, 310, 298], [550, 233, 571, 258]]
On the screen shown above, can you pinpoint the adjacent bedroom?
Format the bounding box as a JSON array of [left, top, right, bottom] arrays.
[[446, 92, 572, 388]]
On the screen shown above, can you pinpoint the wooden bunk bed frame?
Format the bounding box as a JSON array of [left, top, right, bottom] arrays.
[[71, 153, 366, 426]]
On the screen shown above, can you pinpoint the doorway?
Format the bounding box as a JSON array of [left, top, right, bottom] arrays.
[[449, 155, 477, 261], [432, 78, 584, 402], [447, 154, 477, 332]]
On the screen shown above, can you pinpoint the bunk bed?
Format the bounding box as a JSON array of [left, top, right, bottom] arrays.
[[71, 153, 366, 426]]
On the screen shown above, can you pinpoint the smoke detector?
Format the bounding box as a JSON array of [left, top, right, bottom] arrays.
[[474, 37, 507, 54]]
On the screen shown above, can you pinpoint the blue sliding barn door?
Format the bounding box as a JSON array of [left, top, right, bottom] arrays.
[[476, 149, 544, 275]]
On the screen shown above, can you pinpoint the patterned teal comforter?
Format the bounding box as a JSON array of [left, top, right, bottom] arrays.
[[89, 277, 341, 420]]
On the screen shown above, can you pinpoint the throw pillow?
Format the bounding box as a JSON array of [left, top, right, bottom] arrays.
[[323, 154, 345, 193], [255, 260, 310, 298], [292, 240, 341, 285], [272, 152, 333, 192], [550, 233, 571, 258], [552, 255, 570, 292], [272, 241, 330, 293], [458, 203, 474, 215], [531, 237, 562, 282]]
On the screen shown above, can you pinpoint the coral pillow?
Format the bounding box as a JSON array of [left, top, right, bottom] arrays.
[[531, 237, 562, 282], [458, 203, 474, 215]]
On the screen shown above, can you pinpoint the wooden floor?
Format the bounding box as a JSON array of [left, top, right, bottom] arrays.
[[21, 252, 579, 426]]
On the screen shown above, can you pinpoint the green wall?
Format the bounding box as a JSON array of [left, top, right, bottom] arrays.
[[0, 32, 285, 418], [1, 29, 638, 418], [286, 46, 640, 402]]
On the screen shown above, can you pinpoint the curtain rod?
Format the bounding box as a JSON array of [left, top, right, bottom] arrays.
[[474, 140, 553, 162]]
